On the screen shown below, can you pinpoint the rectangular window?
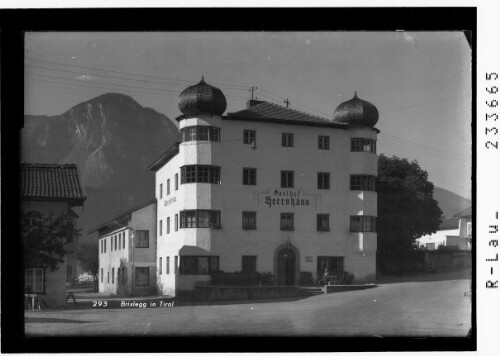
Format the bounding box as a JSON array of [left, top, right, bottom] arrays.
[[175, 214, 178, 231], [317, 214, 330, 231], [167, 217, 170, 234], [25, 268, 44, 293], [159, 257, 163, 275], [281, 171, 294, 188], [179, 256, 220, 275], [175, 173, 179, 190], [160, 183, 163, 199], [351, 138, 376, 153], [318, 136, 330, 150], [242, 211, 257, 230], [159, 220, 163, 236], [107, 271, 109, 283], [123, 233, 126, 249], [166, 256, 170, 274], [280, 213, 294, 231], [115, 235, 118, 251], [167, 179, 170, 196], [101, 268, 103, 282], [135, 267, 150, 286], [118, 234, 121, 250], [317, 256, 344, 275], [135, 230, 149, 248], [350, 175, 376, 191], [282, 133, 294, 147], [104, 239, 106, 253], [181, 126, 221, 142], [243, 129, 256, 145], [318, 172, 330, 190], [112, 268, 115, 284], [174, 256, 178, 273], [111, 237, 113, 252], [242, 256, 257, 274], [350, 216, 377, 232], [180, 210, 221, 229], [243, 168, 257, 185], [181, 165, 221, 184]]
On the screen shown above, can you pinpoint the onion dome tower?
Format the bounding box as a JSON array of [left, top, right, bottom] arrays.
[[333, 92, 378, 127], [339, 92, 378, 283], [178, 76, 227, 116]]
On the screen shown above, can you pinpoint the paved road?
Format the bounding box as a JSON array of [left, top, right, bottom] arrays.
[[25, 279, 471, 337]]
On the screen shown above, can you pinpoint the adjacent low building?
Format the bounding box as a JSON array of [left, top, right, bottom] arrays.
[[21, 163, 86, 307], [151, 79, 380, 297], [91, 199, 157, 296]]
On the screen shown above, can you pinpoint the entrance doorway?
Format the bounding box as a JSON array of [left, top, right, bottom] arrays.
[[277, 247, 296, 286]]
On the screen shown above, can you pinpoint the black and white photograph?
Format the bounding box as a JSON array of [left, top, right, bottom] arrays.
[[1, 3, 498, 354]]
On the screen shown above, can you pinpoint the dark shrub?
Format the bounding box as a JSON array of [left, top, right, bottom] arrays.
[[298, 271, 314, 286]]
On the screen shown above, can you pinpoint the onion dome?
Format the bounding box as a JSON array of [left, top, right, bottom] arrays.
[[333, 92, 379, 127], [178, 77, 227, 116]]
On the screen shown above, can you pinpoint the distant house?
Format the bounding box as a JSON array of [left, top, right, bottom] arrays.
[[90, 199, 157, 296], [417, 207, 472, 251], [21, 163, 86, 307]]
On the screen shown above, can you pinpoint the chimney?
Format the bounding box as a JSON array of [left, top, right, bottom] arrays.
[[246, 99, 265, 108]]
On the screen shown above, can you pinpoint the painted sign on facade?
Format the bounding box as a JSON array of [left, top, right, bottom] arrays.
[[263, 189, 311, 208]]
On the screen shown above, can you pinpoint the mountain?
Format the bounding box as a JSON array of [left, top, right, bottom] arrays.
[[433, 187, 471, 218], [22, 93, 181, 241]]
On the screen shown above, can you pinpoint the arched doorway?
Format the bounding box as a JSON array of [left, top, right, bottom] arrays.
[[275, 244, 299, 286]]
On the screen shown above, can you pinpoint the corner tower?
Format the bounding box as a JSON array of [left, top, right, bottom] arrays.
[[334, 92, 379, 282]]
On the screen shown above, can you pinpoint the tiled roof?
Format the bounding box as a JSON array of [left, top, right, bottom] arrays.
[[454, 207, 472, 218], [21, 163, 86, 203], [226, 101, 349, 128], [439, 217, 460, 230]]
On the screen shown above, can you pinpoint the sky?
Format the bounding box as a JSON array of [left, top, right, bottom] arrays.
[[24, 32, 472, 199]]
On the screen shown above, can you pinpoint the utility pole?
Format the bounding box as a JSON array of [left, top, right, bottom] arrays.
[[284, 99, 290, 108], [249, 86, 257, 100]]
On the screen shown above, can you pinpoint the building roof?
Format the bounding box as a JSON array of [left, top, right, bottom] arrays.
[[454, 207, 472, 218], [88, 198, 157, 234], [148, 142, 180, 172], [439, 217, 460, 230], [20, 163, 86, 204], [226, 101, 350, 129]]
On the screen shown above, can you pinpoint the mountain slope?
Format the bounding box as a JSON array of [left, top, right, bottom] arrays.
[[22, 93, 181, 239], [433, 187, 471, 218]]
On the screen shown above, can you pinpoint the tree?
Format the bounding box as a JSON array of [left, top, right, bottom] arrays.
[[76, 242, 99, 292], [377, 155, 443, 274], [23, 213, 72, 272]]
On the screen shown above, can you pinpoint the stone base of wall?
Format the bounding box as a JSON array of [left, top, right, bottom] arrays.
[[194, 286, 298, 302], [324, 284, 377, 293]]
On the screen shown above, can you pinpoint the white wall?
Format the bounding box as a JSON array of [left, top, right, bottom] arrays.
[[156, 113, 378, 293]]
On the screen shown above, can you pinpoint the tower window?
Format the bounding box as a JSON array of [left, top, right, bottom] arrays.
[[350, 216, 377, 232], [282, 133, 294, 147], [351, 138, 376, 153], [281, 171, 294, 188], [181, 165, 221, 184], [181, 126, 220, 142], [318, 136, 330, 150], [243, 130, 256, 145], [160, 183, 163, 199], [180, 210, 221, 229], [317, 172, 330, 190], [350, 175, 376, 191]]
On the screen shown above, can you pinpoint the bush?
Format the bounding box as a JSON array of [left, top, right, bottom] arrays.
[[298, 271, 314, 286], [210, 271, 275, 286]]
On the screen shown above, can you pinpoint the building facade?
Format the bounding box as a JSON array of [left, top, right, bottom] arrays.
[[151, 79, 379, 297], [21, 163, 86, 307], [93, 199, 157, 296]]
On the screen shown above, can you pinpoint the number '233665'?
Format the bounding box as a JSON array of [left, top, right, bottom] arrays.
[[486, 72, 498, 149]]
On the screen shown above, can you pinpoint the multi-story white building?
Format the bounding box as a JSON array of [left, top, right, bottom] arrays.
[[92, 199, 157, 296], [150, 78, 379, 296]]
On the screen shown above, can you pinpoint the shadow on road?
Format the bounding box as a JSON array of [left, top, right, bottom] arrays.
[[377, 267, 472, 284], [25, 317, 99, 324]]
